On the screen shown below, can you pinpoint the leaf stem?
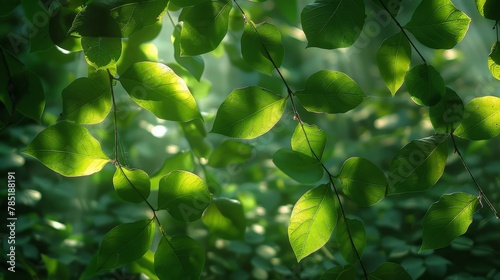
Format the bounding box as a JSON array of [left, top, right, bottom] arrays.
[[450, 133, 499, 219], [377, 0, 427, 64], [233, 1, 369, 278], [107, 69, 120, 165]]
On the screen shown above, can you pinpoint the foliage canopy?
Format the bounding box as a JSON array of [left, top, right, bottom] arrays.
[[1, 0, 500, 279]]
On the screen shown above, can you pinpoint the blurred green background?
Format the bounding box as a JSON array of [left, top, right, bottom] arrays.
[[1, 0, 499, 279]]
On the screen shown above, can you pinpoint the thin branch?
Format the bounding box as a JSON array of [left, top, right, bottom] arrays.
[[106, 69, 173, 245], [450, 133, 499, 219], [377, 0, 427, 64], [232, 1, 369, 278], [495, 21, 499, 42], [107, 69, 120, 164]]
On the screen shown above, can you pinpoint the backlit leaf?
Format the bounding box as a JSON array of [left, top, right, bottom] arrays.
[[429, 87, 464, 133], [158, 170, 211, 222], [369, 262, 412, 280], [61, 76, 111, 124], [211, 86, 286, 139], [291, 123, 326, 159], [97, 219, 155, 272], [208, 140, 254, 168], [420, 193, 478, 252], [336, 218, 366, 264], [241, 21, 284, 75], [120, 62, 201, 122], [377, 32, 411, 95], [68, 3, 121, 37], [388, 134, 449, 194], [455, 96, 500, 140], [301, 0, 365, 49], [405, 0, 470, 49], [475, 0, 500, 20], [488, 41, 500, 80], [155, 236, 205, 280], [288, 184, 338, 262], [81, 36, 122, 70], [180, 0, 232, 56], [111, 0, 168, 37], [113, 167, 151, 204], [202, 198, 246, 240], [273, 148, 324, 184], [173, 24, 205, 81], [404, 64, 445, 106], [151, 151, 194, 190], [295, 70, 366, 114], [23, 121, 110, 177], [336, 157, 386, 206]]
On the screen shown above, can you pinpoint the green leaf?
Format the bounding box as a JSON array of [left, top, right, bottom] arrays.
[[23, 121, 110, 177], [10, 70, 45, 123], [369, 262, 412, 280], [404, 0, 470, 49], [241, 21, 284, 75], [455, 96, 500, 140], [49, 6, 82, 52], [291, 123, 326, 159], [81, 36, 122, 70], [429, 87, 464, 133], [336, 218, 366, 264], [296, 70, 366, 114], [273, 148, 324, 184], [202, 197, 246, 240], [180, 0, 232, 56], [211, 86, 286, 139], [173, 24, 205, 81], [111, 0, 168, 37], [181, 118, 212, 158], [488, 41, 500, 80], [336, 157, 386, 207], [404, 64, 445, 106], [113, 167, 151, 204], [301, 0, 366, 49], [388, 134, 449, 194], [60, 77, 111, 124], [68, 3, 122, 37], [475, 0, 500, 20], [158, 170, 211, 222], [208, 140, 254, 168], [288, 184, 338, 262], [371, 0, 402, 17], [151, 151, 194, 190], [120, 62, 201, 122], [0, 49, 24, 115], [170, 0, 199, 7], [321, 265, 355, 280], [97, 219, 155, 272], [377, 32, 411, 95], [155, 236, 205, 280], [420, 193, 478, 252]]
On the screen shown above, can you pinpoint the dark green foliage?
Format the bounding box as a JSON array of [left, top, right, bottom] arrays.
[[1, 1, 500, 279]]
